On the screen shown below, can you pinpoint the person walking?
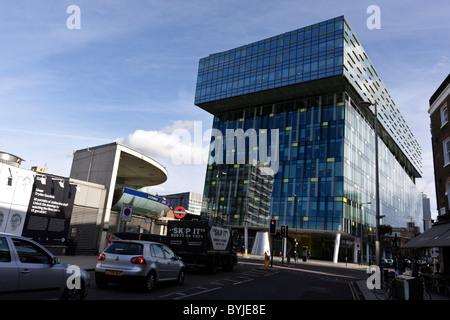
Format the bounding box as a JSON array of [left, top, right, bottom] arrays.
[[302, 248, 307, 262]]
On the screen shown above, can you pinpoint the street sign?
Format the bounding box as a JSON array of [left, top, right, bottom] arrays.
[[174, 206, 186, 219], [431, 247, 439, 257], [120, 204, 133, 222]]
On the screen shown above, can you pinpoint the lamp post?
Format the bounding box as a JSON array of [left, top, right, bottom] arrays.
[[293, 194, 298, 237], [358, 100, 381, 269], [360, 202, 371, 265]]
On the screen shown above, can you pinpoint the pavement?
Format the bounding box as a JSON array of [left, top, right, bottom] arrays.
[[58, 253, 450, 301]]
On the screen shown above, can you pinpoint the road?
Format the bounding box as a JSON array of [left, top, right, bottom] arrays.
[[86, 257, 366, 300]]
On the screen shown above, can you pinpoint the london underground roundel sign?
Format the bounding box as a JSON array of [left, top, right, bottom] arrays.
[[174, 206, 186, 219]]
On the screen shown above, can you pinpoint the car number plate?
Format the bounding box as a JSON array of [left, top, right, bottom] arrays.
[[106, 270, 123, 276]]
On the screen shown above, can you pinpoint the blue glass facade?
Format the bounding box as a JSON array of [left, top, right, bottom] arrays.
[[195, 17, 344, 104], [195, 16, 421, 178], [195, 16, 423, 260]]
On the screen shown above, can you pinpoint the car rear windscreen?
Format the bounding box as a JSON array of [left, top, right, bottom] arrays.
[[105, 242, 143, 255]]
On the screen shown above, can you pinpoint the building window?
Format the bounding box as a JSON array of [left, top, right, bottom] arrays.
[[441, 103, 448, 127], [444, 137, 450, 166]]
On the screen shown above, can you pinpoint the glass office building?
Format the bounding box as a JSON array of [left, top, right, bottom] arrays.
[[195, 16, 423, 261]]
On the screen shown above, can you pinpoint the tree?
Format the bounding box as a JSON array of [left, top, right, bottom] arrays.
[[378, 224, 392, 235]]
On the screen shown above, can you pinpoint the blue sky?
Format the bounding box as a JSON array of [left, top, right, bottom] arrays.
[[1, 1, 449, 218]]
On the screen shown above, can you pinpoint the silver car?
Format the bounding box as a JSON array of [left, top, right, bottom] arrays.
[[0, 232, 90, 300], [95, 240, 185, 292]]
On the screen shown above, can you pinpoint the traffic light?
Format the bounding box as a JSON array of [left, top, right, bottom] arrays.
[[280, 225, 288, 237], [269, 219, 276, 234]]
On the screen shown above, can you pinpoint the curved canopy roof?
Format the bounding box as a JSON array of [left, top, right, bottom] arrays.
[[113, 143, 169, 219], [71, 142, 170, 219], [115, 143, 168, 188]]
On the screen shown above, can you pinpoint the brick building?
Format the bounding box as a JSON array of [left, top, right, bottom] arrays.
[[429, 73, 450, 220]]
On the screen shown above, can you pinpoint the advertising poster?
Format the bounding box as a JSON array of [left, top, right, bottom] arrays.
[[0, 164, 34, 235], [167, 220, 208, 249], [22, 175, 76, 244]]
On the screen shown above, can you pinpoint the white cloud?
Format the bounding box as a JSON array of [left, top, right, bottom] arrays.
[[117, 129, 181, 159], [116, 120, 211, 166]]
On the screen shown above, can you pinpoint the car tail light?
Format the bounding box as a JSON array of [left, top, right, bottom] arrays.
[[130, 256, 146, 264], [98, 253, 106, 261]]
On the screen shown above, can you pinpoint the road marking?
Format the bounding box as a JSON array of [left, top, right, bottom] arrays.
[[212, 279, 240, 285], [159, 286, 208, 298], [158, 267, 276, 299], [274, 263, 359, 280], [232, 278, 254, 285], [173, 286, 222, 300], [349, 281, 363, 300]]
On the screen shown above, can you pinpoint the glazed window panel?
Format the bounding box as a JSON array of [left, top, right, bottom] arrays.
[[444, 138, 450, 166], [441, 103, 448, 127]]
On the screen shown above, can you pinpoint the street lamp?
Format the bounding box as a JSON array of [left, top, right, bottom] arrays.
[[293, 194, 298, 237], [360, 202, 371, 265], [358, 100, 381, 269]]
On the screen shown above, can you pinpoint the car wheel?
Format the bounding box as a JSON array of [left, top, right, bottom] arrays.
[[142, 271, 156, 292], [177, 268, 185, 285]]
